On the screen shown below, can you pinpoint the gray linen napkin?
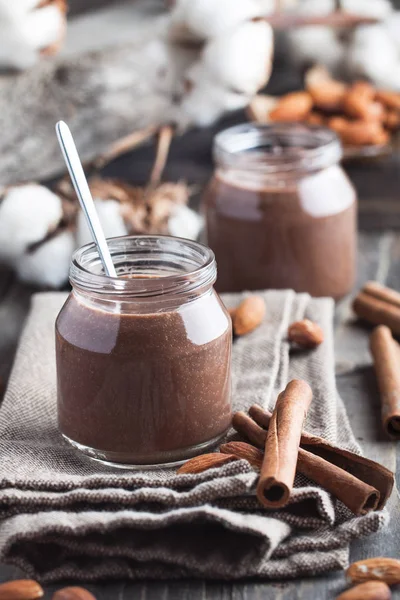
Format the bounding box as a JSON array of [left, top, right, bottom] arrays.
[[0, 291, 387, 583]]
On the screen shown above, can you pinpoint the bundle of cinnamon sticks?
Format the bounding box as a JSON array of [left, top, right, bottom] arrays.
[[353, 281, 400, 438], [226, 379, 393, 515], [179, 379, 394, 516]]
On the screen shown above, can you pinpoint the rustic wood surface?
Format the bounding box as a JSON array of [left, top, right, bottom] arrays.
[[0, 116, 400, 597]]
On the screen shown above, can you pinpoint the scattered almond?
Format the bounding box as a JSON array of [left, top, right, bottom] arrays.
[[0, 580, 44, 600], [220, 441, 264, 469], [52, 589, 97, 600], [334, 120, 389, 147], [351, 81, 375, 100], [384, 110, 400, 131], [346, 557, 400, 585], [376, 90, 400, 111], [306, 111, 326, 126], [336, 581, 391, 600], [308, 80, 347, 112], [288, 319, 324, 349], [232, 295, 266, 336], [177, 453, 238, 475], [269, 91, 313, 122], [343, 90, 384, 122]]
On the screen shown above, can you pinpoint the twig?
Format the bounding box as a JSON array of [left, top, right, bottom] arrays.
[[149, 125, 175, 186], [89, 125, 157, 171], [265, 11, 379, 29]]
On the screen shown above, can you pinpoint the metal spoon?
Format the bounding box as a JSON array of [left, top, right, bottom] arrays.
[[56, 120, 117, 278]]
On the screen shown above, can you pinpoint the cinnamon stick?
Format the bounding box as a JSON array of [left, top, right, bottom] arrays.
[[257, 380, 312, 509], [248, 404, 393, 510], [353, 284, 400, 335], [232, 412, 383, 515], [363, 281, 400, 309], [370, 325, 400, 439]]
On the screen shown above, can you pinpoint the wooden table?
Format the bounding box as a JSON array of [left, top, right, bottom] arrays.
[[0, 115, 399, 598]]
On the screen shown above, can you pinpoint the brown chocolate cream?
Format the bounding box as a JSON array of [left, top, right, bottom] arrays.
[[203, 123, 357, 299], [55, 236, 232, 467]]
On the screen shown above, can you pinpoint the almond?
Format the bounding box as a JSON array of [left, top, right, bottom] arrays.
[[0, 580, 44, 600], [269, 91, 313, 122], [328, 116, 348, 134], [342, 91, 384, 122], [177, 453, 238, 475], [52, 588, 97, 600], [308, 80, 347, 112], [351, 81, 375, 100], [335, 120, 388, 147], [376, 90, 400, 111], [232, 295, 266, 336], [220, 441, 264, 469], [306, 111, 325, 126], [336, 581, 391, 600], [346, 557, 400, 585], [384, 110, 400, 131], [288, 319, 324, 349]]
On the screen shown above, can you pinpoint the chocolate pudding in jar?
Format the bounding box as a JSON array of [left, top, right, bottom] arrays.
[[203, 123, 357, 299], [56, 236, 232, 468]]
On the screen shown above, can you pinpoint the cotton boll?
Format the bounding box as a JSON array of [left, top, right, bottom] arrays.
[[22, 4, 64, 52], [0, 185, 63, 264], [181, 67, 249, 126], [76, 199, 128, 248], [202, 20, 273, 96], [0, 1, 65, 70], [346, 24, 400, 89], [287, 26, 345, 73], [170, 0, 269, 41], [341, 0, 392, 19], [16, 229, 75, 288], [168, 205, 204, 240]]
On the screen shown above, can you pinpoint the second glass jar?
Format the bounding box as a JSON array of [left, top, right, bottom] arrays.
[[203, 123, 357, 299]]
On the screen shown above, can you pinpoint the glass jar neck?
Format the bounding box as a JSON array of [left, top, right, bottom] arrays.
[[70, 235, 216, 310], [214, 123, 343, 181]]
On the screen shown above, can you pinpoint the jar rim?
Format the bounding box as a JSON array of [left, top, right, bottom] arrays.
[[70, 235, 216, 298], [214, 122, 343, 174]]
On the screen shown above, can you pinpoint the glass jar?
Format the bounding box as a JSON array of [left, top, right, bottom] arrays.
[[55, 236, 232, 468], [203, 123, 357, 299]]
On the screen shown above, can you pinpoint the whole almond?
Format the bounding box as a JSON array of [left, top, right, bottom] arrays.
[[269, 91, 313, 122], [288, 319, 324, 349], [384, 110, 400, 131], [342, 90, 384, 122], [308, 80, 347, 112], [351, 81, 375, 100], [346, 557, 400, 585], [232, 296, 266, 336], [306, 111, 325, 126], [336, 581, 391, 600], [330, 119, 388, 147], [177, 453, 238, 475], [376, 90, 400, 111], [52, 588, 97, 600], [0, 580, 43, 600], [220, 441, 264, 469]]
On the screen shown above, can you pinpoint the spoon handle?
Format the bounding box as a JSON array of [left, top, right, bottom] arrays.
[[56, 121, 117, 278]]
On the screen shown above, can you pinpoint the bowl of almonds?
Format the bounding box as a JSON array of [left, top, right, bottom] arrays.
[[247, 65, 400, 161]]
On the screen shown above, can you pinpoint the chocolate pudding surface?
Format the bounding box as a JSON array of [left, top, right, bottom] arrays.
[[56, 289, 232, 465], [205, 167, 357, 298]]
